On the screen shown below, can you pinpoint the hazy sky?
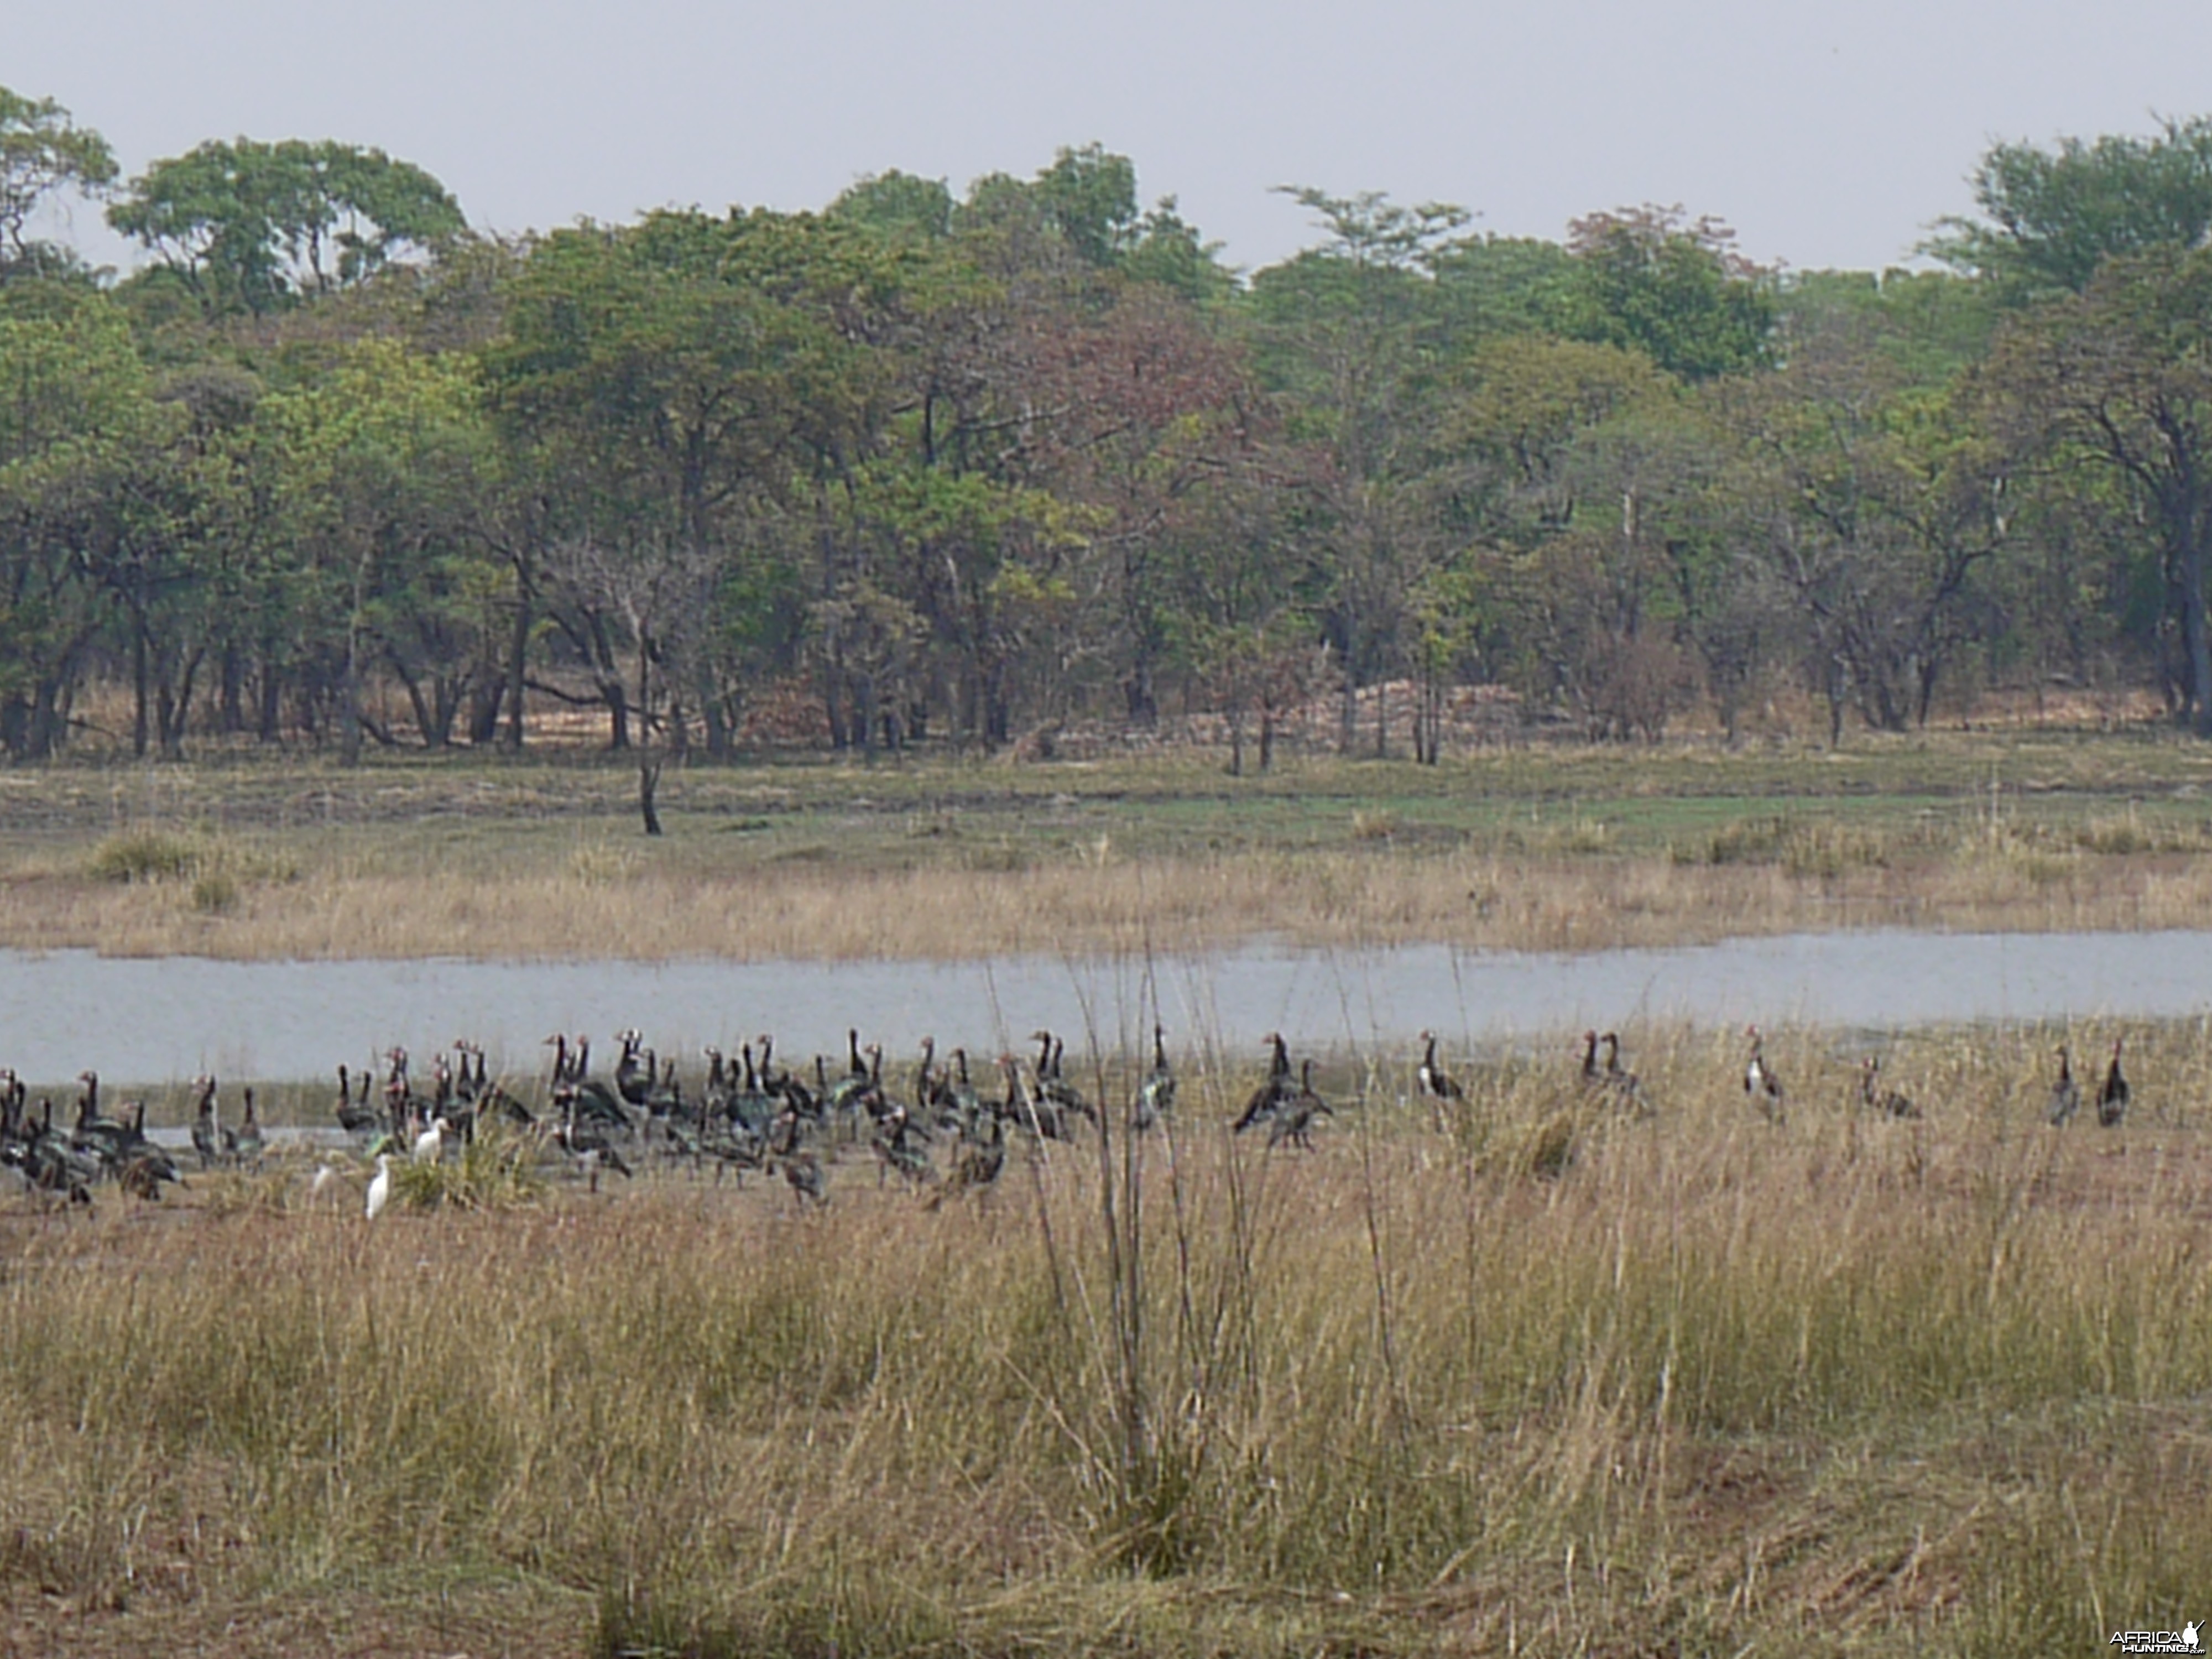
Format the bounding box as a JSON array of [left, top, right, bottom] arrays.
[[15, 0, 2212, 277]]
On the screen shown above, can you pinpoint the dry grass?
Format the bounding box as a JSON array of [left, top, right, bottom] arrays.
[[1, 1021, 2208, 1655], [4, 730, 2212, 961], [12, 836, 2212, 962]]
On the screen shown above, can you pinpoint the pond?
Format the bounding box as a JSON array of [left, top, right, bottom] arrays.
[[4, 928, 2211, 1087]]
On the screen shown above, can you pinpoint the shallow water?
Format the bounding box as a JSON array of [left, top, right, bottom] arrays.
[[6, 928, 2212, 1087]]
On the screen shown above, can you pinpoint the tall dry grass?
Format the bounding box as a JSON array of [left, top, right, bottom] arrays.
[[16, 832, 2212, 962], [8, 733, 2212, 961], [1, 1022, 2208, 1653]]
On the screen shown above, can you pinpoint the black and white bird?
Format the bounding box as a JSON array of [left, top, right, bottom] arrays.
[[1232, 1032, 1295, 1134], [1743, 1025, 1784, 1124], [1135, 1024, 1176, 1131], [1416, 1030, 1463, 1104]]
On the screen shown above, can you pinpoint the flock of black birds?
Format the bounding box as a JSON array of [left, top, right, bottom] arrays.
[[336, 1024, 1188, 1209], [1738, 1023, 2132, 1130], [0, 1069, 204, 1204], [0, 1019, 2141, 1212]]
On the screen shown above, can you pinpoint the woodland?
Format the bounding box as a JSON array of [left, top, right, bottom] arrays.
[[7, 91, 2212, 781]]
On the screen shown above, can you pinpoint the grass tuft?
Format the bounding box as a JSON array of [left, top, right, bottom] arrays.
[[86, 827, 199, 883], [387, 1123, 546, 1210]]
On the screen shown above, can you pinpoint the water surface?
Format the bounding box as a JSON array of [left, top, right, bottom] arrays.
[[5, 929, 2210, 1086]]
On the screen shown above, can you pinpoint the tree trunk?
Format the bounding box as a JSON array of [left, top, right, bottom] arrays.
[[2187, 527, 2212, 737], [258, 656, 283, 744], [502, 586, 530, 750], [339, 632, 364, 768], [394, 662, 439, 749], [220, 645, 246, 735], [699, 671, 732, 761], [156, 646, 203, 760], [1337, 653, 1357, 757], [467, 678, 503, 746], [1123, 656, 1158, 728], [638, 757, 664, 836], [132, 623, 150, 760]]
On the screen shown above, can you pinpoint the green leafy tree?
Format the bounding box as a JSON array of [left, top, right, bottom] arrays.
[[1928, 117, 2212, 301], [489, 205, 894, 794], [1443, 341, 1710, 740], [1560, 205, 1776, 380], [1780, 269, 1999, 389], [830, 170, 956, 242], [0, 292, 174, 757], [1029, 143, 1140, 267], [256, 340, 498, 759], [1986, 247, 2212, 732], [109, 139, 463, 315], [0, 87, 116, 281], [1426, 234, 1580, 346], [1249, 186, 1472, 754], [1720, 324, 2011, 736]]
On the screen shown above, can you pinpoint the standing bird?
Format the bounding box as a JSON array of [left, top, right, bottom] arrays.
[[1267, 1059, 1333, 1151], [1032, 1033, 1096, 1128], [335, 1066, 381, 1138], [2047, 1044, 2080, 1128], [1135, 1024, 1176, 1131], [364, 1154, 394, 1220], [1743, 1026, 1785, 1124], [232, 1088, 266, 1170], [2096, 1037, 2130, 1128], [1858, 1057, 1919, 1119], [931, 1107, 1006, 1207], [1416, 1031, 1464, 1104], [189, 1076, 221, 1171], [1601, 1033, 1646, 1114], [1579, 1031, 1604, 1091], [1232, 1032, 1295, 1134], [554, 1093, 634, 1191]]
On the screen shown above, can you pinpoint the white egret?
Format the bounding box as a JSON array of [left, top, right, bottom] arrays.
[[364, 1154, 393, 1220]]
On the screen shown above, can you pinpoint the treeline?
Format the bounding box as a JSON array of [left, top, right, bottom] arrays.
[[8, 90, 2212, 774]]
